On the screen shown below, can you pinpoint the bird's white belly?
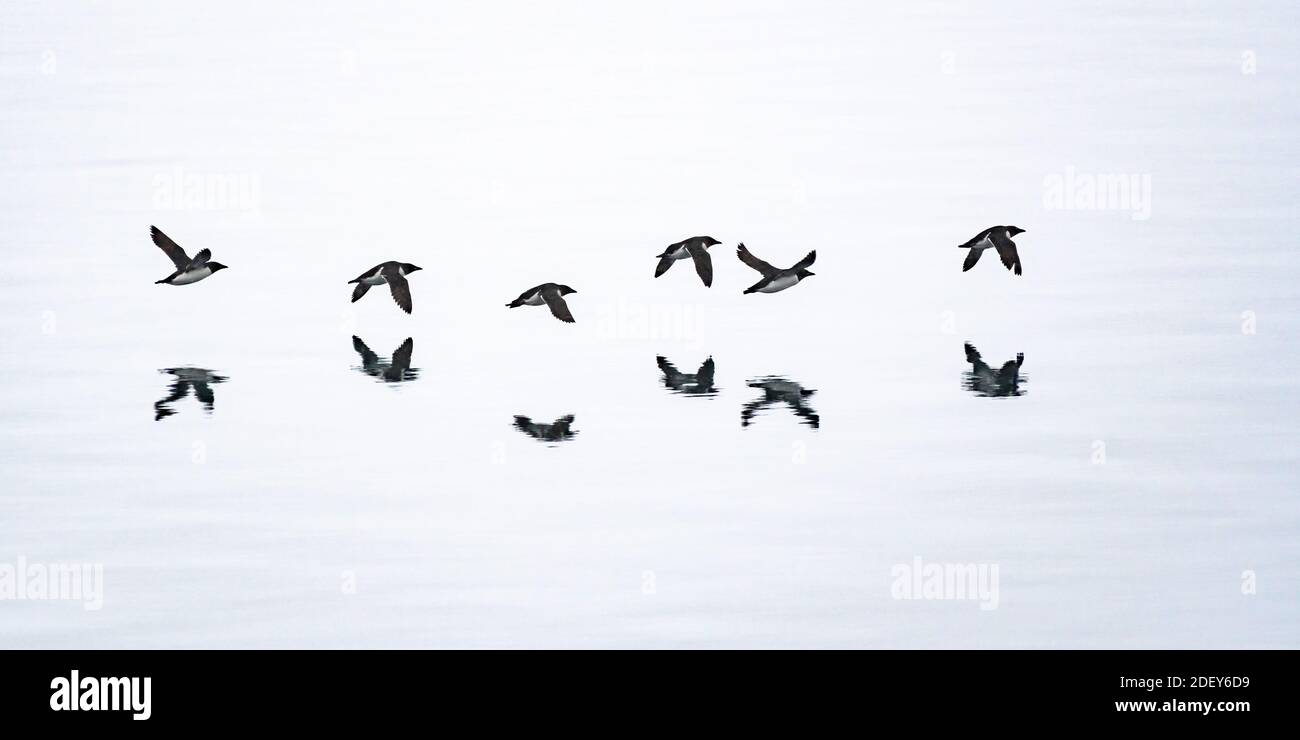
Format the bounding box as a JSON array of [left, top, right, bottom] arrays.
[[361, 275, 387, 286], [524, 293, 546, 306], [759, 274, 799, 293], [670, 246, 690, 260], [170, 267, 212, 285], [974, 236, 994, 250]]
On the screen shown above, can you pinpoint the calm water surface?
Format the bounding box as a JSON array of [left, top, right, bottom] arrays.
[[1, 1, 1297, 647]]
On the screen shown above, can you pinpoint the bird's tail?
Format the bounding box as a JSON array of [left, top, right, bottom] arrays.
[[506, 301, 520, 308], [154, 279, 168, 284]]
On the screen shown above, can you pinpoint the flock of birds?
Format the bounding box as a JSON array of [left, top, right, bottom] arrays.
[[149, 224, 1030, 319], [147, 224, 1030, 431]]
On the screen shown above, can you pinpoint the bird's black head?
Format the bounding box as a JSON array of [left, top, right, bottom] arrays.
[[207, 262, 229, 273], [1006, 226, 1026, 237], [558, 284, 577, 295], [797, 269, 815, 279], [700, 236, 722, 247], [401, 263, 423, 274]]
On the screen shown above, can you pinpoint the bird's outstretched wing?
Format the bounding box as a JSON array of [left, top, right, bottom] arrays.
[[386, 272, 412, 313], [791, 250, 816, 272], [160, 379, 190, 404], [154, 379, 190, 421], [990, 230, 1022, 275], [193, 382, 215, 408], [654, 255, 675, 278], [542, 288, 575, 323], [391, 338, 414, 371], [741, 397, 775, 427], [188, 248, 212, 267], [687, 243, 713, 287], [656, 356, 681, 379], [351, 282, 371, 302], [789, 402, 820, 429], [962, 247, 983, 272], [736, 243, 778, 276], [696, 357, 716, 391], [964, 343, 991, 374], [352, 336, 378, 369], [151, 226, 190, 269]]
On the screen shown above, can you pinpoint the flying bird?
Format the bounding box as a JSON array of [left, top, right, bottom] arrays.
[[654, 236, 720, 287], [351, 336, 417, 383], [348, 262, 422, 314], [741, 377, 820, 429], [737, 243, 816, 294], [513, 414, 578, 443], [154, 367, 228, 421], [151, 226, 228, 285], [506, 283, 578, 323], [962, 343, 1026, 397], [655, 355, 718, 396], [959, 226, 1026, 275]]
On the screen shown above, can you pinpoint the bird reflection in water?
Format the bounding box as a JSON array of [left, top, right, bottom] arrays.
[[655, 355, 718, 397], [351, 336, 418, 383], [962, 343, 1026, 397], [513, 415, 578, 444], [741, 377, 819, 429], [154, 367, 228, 421]]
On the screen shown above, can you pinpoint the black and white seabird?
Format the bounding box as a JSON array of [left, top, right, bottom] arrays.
[[506, 283, 578, 323], [351, 336, 417, 383], [962, 343, 1026, 397], [154, 367, 228, 421], [653, 236, 720, 287], [656, 355, 717, 396], [737, 243, 816, 294], [151, 226, 228, 286], [513, 414, 578, 443], [959, 226, 1026, 275], [741, 377, 819, 428], [348, 262, 423, 314]]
